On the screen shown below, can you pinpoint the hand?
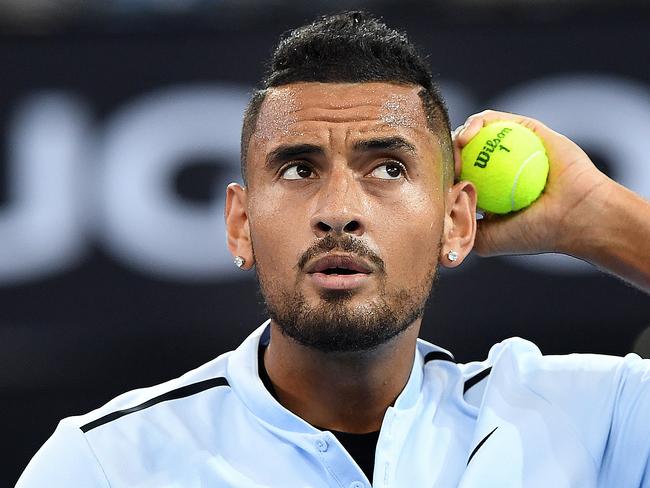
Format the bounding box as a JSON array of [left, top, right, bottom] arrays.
[[453, 110, 611, 258]]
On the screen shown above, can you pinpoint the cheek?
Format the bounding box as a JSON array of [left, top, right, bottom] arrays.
[[377, 191, 444, 280], [247, 191, 306, 279]]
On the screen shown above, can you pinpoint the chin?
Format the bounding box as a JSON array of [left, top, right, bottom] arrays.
[[318, 288, 356, 302]]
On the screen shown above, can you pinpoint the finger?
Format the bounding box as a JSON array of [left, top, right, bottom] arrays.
[[473, 212, 521, 257], [458, 110, 560, 147], [451, 126, 463, 179], [455, 117, 483, 146], [452, 118, 483, 178], [453, 109, 570, 183], [469, 111, 592, 177]]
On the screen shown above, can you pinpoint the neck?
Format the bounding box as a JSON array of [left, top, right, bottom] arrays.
[[263, 319, 421, 433]]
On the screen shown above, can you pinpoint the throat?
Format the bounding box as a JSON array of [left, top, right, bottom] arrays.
[[260, 324, 420, 433]]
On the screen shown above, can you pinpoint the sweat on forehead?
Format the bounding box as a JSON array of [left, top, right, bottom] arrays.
[[240, 82, 454, 186], [250, 83, 430, 144]]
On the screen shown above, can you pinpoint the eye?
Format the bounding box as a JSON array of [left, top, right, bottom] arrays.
[[281, 164, 315, 180], [369, 162, 405, 180]]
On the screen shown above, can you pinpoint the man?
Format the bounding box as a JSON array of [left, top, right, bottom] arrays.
[[17, 11, 650, 488]]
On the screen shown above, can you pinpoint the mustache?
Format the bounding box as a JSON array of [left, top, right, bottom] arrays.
[[297, 234, 385, 273]]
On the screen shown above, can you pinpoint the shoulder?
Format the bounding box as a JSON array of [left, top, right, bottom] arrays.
[[16, 351, 236, 487], [18, 322, 271, 486], [460, 337, 648, 399], [55, 320, 268, 442], [468, 339, 650, 476], [16, 418, 111, 487], [479, 337, 645, 387], [72, 350, 233, 433], [420, 335, 650, 412], [463, 338, 650, 443], [71, 320, 274, 433]]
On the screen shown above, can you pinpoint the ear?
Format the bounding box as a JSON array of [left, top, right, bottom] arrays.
[[440, 181, 477, 268], [225, 183, 254, 269]]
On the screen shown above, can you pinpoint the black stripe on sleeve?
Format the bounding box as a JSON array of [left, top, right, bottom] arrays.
[[463, 367, 492, 394], [424, 351, 455, 363], [81, 376, 230, 433], [467, 426, 498, 465]]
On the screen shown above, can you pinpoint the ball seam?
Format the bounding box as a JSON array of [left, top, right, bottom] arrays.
[[510, 149, 544, 211]]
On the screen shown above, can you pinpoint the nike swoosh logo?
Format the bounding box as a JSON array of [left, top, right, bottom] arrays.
[[467, 426, 499, 465]]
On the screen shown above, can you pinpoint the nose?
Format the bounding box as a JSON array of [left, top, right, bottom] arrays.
[[310, 169, 366, 238], [312, 217, 363, 237]]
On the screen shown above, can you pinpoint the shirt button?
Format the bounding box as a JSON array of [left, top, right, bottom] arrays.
[[349, 482, 365, 488], [315, 439, 328, 452]]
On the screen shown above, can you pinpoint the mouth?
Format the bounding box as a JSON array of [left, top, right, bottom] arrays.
[[305, 254, 373, 290]]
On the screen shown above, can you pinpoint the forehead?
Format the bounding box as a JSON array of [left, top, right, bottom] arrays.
[[250, 82, 432, 149]]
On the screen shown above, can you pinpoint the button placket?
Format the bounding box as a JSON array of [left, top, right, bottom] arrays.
[[313, 432, 371, 488], [375, 409, 406, 487]]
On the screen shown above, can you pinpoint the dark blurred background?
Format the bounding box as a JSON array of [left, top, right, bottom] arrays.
[[2, 0, 650, 485]]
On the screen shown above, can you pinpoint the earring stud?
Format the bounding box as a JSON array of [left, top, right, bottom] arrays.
[[447, 250, 458, 262], [234, 256, 246, 268]]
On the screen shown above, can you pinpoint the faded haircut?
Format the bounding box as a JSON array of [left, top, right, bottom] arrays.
[[240, 11, 453, 185]]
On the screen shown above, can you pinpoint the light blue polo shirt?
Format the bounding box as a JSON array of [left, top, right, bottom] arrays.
[[16, 320, 650, 487]]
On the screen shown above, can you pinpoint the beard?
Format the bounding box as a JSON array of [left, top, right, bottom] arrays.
[[255, 235, 439, 353]]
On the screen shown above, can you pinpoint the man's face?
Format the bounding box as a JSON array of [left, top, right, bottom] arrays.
[[244, 82, 448, 352]]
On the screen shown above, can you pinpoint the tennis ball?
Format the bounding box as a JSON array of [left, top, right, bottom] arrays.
[[460, 121, 549, 214]]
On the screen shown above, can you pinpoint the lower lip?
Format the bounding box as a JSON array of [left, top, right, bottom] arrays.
[[308, 272, 371, 290]]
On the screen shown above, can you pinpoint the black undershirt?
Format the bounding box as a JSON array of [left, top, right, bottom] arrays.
[[324, 428, 380, 483], [258, 344, 380, 483]]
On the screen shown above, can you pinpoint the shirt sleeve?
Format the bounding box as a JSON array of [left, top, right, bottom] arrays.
[[15, 419, 110, 488], [599, 353, 650, 487]]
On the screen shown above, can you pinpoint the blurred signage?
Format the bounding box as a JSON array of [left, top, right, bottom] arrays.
[[1, 76, 649, 283]]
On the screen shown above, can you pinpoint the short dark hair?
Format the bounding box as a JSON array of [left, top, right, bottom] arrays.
[[240, 11, 452, 185]]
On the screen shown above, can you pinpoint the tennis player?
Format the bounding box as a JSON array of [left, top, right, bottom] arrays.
[[17, 11, 650, 487]]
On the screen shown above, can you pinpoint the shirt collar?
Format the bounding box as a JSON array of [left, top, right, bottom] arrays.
[[227, 320, 454, 431]]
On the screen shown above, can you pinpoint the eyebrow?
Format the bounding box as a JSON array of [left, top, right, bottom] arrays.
[[265, 144, 324, 168], [264, 137, 418, 169], [353, 136, 418, 155]]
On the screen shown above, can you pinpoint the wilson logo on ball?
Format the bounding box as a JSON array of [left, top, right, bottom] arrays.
[[473, 126, 513, 168]]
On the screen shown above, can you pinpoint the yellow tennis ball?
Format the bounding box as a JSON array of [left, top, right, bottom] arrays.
[[460, 121, 549, 214]]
